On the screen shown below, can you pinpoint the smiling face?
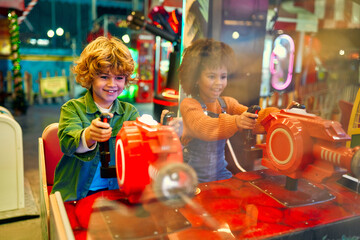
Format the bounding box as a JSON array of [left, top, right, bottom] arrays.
[[92, 71, 126, 109], [197, 66, 228, 103]]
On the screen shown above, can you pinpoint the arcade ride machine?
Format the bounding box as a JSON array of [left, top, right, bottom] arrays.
[[134, 34, 154, 103], [127, 6, 182, 122], [47, 106, 360, 239]]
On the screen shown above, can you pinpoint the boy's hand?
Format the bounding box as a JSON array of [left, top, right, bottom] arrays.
[[85, 113, 113, 147]]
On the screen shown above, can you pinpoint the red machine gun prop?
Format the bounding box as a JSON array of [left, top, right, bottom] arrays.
[[115, 115, 198, 206], [257, 108, 360, 191]]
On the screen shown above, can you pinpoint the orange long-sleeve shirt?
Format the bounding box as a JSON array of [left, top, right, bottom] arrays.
[[179, 96, 279, 146]]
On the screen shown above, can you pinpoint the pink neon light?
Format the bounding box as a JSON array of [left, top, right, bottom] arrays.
[[270, 34, 295, 91]]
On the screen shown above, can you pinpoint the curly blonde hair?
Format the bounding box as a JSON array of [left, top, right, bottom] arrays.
[[178, 38, 237, 96], [73, 36, 135, 89]]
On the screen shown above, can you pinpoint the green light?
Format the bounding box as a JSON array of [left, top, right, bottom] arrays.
[[118, 84, 138, 102], [128, 84, 138, 99]]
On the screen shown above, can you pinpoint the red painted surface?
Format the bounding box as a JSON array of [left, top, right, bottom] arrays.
[[174, 169, 360, 239], [81, 169, 360, 239]]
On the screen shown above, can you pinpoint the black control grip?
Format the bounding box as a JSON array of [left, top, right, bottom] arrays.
[[245, 105, 261, 147], [163, 111, 176, 125], [99, 113, 116, 178], [100, 113, 112, 123], [290, 102, 306, 109], [247, 105, 261, 116]]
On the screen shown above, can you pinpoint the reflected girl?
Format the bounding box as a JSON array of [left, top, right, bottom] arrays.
[[178, 38, 279, 183]]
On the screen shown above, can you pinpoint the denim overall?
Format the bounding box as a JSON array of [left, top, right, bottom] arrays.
[[183, 97, 233, 183]]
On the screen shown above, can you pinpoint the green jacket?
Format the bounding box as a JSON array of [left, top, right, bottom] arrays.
[[51, 90, 139, 201]]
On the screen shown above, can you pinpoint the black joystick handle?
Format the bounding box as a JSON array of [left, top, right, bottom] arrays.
[[99, 113, 116, 178], [245, 105, 261, 147], [247, 105, 261, 115], [290, 102, 306, 109], [163, 111, 176, 125], [99, 113, 111, 168], [100, 112, 112, 124]]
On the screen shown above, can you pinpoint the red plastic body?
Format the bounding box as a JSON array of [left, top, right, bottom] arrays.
[[258, 109, 360, 183], [115, 117, 183, 203]]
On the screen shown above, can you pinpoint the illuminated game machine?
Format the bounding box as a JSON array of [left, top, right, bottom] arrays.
[[127, 7, 182, 121], [149, 6, 182, 122], [135, 34, 155, 103]]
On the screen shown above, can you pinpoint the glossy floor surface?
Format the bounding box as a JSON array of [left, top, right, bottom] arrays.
[[0, 101, 153, 240]]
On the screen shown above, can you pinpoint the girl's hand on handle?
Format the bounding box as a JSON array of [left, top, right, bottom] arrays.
[[160, 109, 170, 125], [236, 111, 258, 131], [286, 101, 305, 110]]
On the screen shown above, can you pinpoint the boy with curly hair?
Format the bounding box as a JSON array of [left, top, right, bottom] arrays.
[[51, 36, 139, 201]]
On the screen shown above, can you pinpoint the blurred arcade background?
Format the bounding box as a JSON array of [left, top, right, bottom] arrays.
[[0, 0, 359, 125]]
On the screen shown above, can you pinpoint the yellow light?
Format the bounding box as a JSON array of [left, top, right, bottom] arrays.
[[56, 27, 64, 36], [47, 30, 55, 38], [232, 31, 240, 39], [122, 34, 130, 44]]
